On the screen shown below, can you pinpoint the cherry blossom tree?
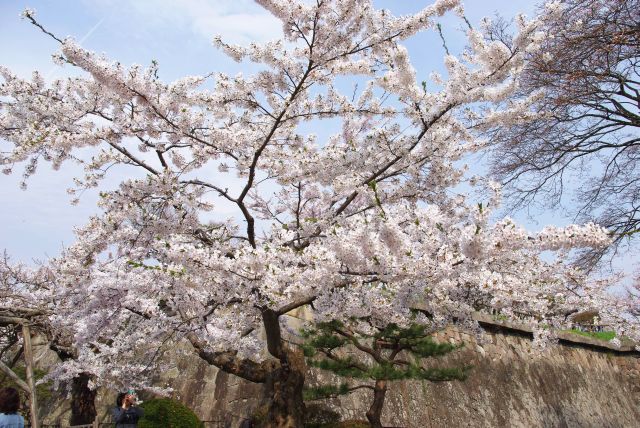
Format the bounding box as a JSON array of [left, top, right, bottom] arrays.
[[0, 255, 176, 425], [0, 256, 98, 425], [1, 1, 637, 426]]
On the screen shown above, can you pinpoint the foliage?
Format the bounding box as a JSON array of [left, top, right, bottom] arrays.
[[304, 383, 351, 401], [565, 329, 616, 342], [138, 398, 203, 428], [302, 321, 469, 426], [303, 322, 469, 387], [0, 362, 53, 424], [0, 364, 53, 401]]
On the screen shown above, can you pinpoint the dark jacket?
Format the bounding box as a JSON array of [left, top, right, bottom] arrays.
[[112, 406, 144, 427]]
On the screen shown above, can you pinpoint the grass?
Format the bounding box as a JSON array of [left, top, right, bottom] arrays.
[[564, 329, 616, 341]]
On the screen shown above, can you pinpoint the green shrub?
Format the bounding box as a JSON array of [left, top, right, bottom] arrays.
[[138, 398, 203, 428], [0, 364, 52, 401], [0, 364, 52, 423]]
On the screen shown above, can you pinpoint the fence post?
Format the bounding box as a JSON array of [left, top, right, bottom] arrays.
[[22, 323, 39, 428]]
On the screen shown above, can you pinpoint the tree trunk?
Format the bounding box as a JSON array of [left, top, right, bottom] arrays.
[[260, 309, 306, 428], [69, 372, 97, 426], [366, 380, 387, 428], [48, 344, 97, 426], [262, 349, 306, 428], [189, 309, 307, 427]]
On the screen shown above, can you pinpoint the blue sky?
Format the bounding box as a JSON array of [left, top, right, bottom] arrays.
[[1, 0, 549, 263]]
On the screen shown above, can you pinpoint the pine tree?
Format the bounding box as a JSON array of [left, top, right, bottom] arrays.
[[301, 321, 470, 428]]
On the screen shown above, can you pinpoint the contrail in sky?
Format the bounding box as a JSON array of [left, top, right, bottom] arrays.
[[79, 18, 104, 44]]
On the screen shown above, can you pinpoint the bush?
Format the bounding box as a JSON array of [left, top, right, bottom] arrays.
[[0, 364, 52, 401], [138, 398, 203, 428], [0, 363, 53, 423]]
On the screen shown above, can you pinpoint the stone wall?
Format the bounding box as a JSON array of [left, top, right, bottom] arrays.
[[312, 324, 640, 428], [36, 319, 640, 428]]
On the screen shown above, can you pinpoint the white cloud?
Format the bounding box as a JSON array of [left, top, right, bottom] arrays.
[[175, 0, 282, 43], [90, 0, 282, 44]]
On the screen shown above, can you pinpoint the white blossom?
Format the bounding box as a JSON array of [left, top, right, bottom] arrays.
[[0, 0, 636, 389]]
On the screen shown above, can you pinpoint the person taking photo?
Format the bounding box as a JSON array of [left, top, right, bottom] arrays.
[[112, 391, 144, 428]]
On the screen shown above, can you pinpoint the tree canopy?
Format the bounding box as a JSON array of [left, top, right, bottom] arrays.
[[486, 0, 640, 268]]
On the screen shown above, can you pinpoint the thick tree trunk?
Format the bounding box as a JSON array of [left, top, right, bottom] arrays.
[[69, 372, 97, 425], [262, 349, 306, 428], [261, 309, 306, 428], [189, 309, 307, 427], [366, 380, 387, 428], [48, 345, 97, 426]]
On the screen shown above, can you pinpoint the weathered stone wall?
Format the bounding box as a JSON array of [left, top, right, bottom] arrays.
[[37, 321, 640, 428], [311, 325, 640, 428]]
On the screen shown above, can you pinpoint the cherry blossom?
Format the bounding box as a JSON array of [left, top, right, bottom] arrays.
[[1, 1, 637, 425]]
